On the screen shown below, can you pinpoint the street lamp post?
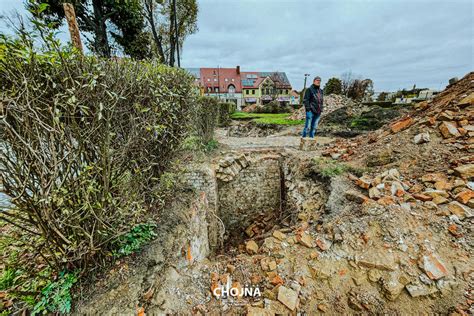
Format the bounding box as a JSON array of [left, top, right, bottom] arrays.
[[302, 73, 310, 103], [303, 73, 310, 90]]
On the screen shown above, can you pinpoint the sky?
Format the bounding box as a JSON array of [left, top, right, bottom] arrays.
[[1, 0, 473, 91]]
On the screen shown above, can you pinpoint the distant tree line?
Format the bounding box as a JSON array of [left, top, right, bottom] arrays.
[[28, 0, 198, 64]]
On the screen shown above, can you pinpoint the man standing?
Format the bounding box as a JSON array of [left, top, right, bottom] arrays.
[[302, 76, 324, 138]]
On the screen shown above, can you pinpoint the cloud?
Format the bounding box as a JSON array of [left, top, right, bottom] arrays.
[[1, 0, 472, 91], [181, 0, 473, 90]]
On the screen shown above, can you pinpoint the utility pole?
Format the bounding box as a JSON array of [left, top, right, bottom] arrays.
[[173, 0, 180, 67], [217, 66, 221, 100], [63, 3, 83, 54], [303, 73, 310, 90]]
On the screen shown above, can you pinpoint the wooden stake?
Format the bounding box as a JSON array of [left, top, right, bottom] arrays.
[[63, 3, 83, 53]]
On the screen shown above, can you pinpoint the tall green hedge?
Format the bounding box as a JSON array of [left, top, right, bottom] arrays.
[[0, 32, 197, 271]]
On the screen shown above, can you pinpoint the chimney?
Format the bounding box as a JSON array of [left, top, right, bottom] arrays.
[[236, 65, 240, 74]]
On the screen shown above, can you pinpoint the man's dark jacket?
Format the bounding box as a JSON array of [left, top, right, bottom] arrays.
[[303, 84, 324, 114]]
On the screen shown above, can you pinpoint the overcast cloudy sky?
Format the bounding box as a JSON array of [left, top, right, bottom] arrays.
[[1, 0, 472, 91]]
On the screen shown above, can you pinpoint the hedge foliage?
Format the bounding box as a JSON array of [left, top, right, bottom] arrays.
[[194, 97, 236, 143], [253, 100, 292, 114], [217, 101, 237, 127], [0, 27, 197, 272]]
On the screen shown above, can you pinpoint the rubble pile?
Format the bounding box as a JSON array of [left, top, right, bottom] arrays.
[[322, 72, 474, 161], [227, 121, 283, 137], [289, 94, 355, 120]]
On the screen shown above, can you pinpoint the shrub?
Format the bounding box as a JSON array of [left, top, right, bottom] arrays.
[[32, 272, 78, 315], [194, 96, 219, 143], [0, 21, 196, 276], [217, 101, 236, 126], [253, 101, 291, 114]]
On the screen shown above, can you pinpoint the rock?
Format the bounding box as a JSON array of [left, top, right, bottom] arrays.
[[421, 253, 448, 280], [383, 276, 405, 301], [390, 117, 414, 133], [227, 264, 236, 274], [377, 196, 395, 206], [368, 269, 383, 282], [391, 181, 405, 197], [356, 176, 372, 189], [423, 189, 449, 199], [448, 224, 462, 238], [297, 232, 314, 248], [270, 274, 284, 286], [315, 238, 332, 251], [247, 306, 273, 316], [277, 286, 298, 311], [455, 190, 474, 204], [438, 111, 454, 121], [421, 173, 447, 183], [246, 240, 259, 254], [434, 180, 452, 191], [447, 201, 473, 219], [425, 201, 439, 211], [272, 230, 286, 241], [458, 93, 474, 106], [386, 168, 401, 179], [453, 179, 466, 188], [454, 164, 474, 178], [345, 190, 368, 204], [413, 193, 433, 202], [414, 132, 430, 144], [357, 251, 398, 271], [432, 196, 448, 205], [317, 303, 328, 313], [439, 121, 461, 138], [260, 258, 277, 271], [405, 283, 438, 297], [245, 224, 257, 237], [367, 149, 393, 167], [369, 187, 381, 199]]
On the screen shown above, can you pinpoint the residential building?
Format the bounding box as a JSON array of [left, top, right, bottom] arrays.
[[241, 71, 292, 107], [186, 66, 292, 109], [289, 90, 300, 105]]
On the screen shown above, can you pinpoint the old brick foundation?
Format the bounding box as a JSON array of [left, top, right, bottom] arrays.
[[184, 150, 328, 255]]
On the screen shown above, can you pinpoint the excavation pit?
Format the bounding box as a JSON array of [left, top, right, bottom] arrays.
[[184, 150, 330, 256]]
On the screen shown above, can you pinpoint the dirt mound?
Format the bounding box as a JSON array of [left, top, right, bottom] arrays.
[[318, 104, 412, 137], [289, 94, 355, 120], [227, 121, 284, 137]]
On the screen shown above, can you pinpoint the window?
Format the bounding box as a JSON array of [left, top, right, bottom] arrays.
[[207, 78, 210, 82], [225, 78, 228, 82], [246, 90, 249, 95], [252, 90, 255, 95], [214, 78, 218, 82], [215, 87, 219, 92], [231, 78, 235, 82]]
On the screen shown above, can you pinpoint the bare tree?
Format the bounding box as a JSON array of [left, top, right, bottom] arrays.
[[341, 71, 354, 96]]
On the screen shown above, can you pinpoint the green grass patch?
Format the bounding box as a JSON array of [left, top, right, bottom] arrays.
[[311, 157, 368, 178], [230, 112, 304, 125]]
